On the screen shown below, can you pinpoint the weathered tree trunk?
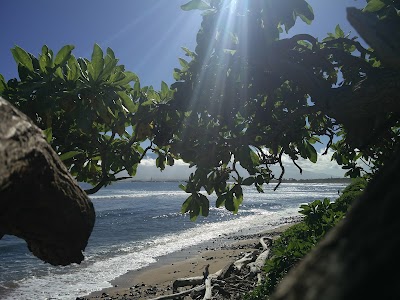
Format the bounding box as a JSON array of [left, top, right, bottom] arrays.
[[272, 146, 400, 300], [0, 97, 95, 266]]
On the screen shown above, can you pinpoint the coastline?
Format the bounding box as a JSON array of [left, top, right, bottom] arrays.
[[81, 220, 299, 300]]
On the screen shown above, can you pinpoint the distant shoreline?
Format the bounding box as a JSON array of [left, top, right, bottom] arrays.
[[125, 178, 352, 184]]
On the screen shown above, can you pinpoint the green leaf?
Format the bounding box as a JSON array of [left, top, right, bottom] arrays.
[[90, 44, 104, 81], [167, 155, 174, 166], [0, 74, 6, 93], [43, 128, 52, 144], [39, 45, 53, 73], [113, 71, 139, 86], [161, 81, 169, 99], [216, 194, 226, 207], [363, 0, 385, 12], [242, 177, 255, 186], [100, 54, 118, 80], [178, 58, 189, 69], [59, 150, 82, 161], [232, 185, 243, 213], [54, 45, 75, 66], [305, 141, 318, 163], [182, 46, 196, 58], [117, 91, 136, 113], [54, 67, 64, 79], [250, 149, 260, 165], [67, 55, 80, 81], [225, 195, 235, 212], [199, 194, 209, 217], [179, 184, 186, 192], [106, 47, 116, 59], [156, 154, 166, 170], [11, 46, 34, 71], [173, 71, 181, 81], [334, 25, 344, 38], [181, 195, 193, 213], [181, 0, 211, 11], [296, 2, 314, 25]]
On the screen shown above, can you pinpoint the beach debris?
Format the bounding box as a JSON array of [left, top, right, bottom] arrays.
[[148, 235, 273, 300]]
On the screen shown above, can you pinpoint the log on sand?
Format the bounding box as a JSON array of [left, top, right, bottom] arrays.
[[153, 235, 272, 300]]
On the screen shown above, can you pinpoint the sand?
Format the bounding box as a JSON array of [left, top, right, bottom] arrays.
[[80, 223, 297, 300]]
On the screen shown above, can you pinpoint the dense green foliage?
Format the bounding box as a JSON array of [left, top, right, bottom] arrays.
[[161, 0, 399, 218], [0, 44, 175, 194], [0, 0, 399, 213], [244, 178, 367, 299]]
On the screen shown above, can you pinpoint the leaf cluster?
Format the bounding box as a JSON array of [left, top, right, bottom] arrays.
[[1, 0, 398, 215], [168, 0, 397, 218], [0, 44, 176, 193]]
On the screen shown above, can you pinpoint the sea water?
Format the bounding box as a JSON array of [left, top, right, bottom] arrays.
[[0, 181, 346, 299]]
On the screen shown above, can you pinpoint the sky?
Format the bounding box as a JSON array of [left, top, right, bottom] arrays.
[[0, 0, 366, 180]]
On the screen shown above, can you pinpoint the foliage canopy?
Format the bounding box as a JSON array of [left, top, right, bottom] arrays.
[[1, 0, 399, 217]]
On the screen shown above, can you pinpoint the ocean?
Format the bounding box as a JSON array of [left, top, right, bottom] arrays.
[[0, 181, 346, 299]]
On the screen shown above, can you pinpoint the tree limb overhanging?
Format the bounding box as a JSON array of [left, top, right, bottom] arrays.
[[0, 97, 95, 266]]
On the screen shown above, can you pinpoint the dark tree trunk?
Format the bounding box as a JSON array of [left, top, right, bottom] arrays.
[[272, 146, 400, 299], [0, 97, 95, 266]]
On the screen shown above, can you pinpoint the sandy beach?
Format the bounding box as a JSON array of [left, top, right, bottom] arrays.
[[81, 222, 297, 300]]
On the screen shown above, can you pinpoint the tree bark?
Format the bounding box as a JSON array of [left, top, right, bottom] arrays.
[[0, 97, 95, 266], [271, 145, 400, 300]]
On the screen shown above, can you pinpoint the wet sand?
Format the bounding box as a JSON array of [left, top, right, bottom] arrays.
[[81, 222, 297, 300]]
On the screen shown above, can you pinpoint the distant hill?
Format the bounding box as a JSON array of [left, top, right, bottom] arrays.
[[271, 177, 352, 184]]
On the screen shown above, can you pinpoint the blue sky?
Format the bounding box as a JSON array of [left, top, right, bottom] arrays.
[[1, 0, 364, 85], [0, 0, 366, 179]]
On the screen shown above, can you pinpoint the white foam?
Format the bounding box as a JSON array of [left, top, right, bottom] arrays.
[[90, 190, 187, 200], [3, 209, 299, 300]]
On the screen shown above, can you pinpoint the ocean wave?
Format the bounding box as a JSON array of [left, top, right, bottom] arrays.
[[3, 209, 300, 300], [90, 190, 187, 200]]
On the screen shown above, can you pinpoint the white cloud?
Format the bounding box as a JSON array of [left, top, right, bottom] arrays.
[[274, 148, 346, 179], [133, 157, 192, 181], [120, 149, 346, 181]]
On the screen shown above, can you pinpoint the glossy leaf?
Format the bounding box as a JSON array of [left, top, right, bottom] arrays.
[[54, 45, 74, 66], [334, 25, 344, 38], [363, 0, 385, 12], [90, 44, 104, 81], [11, 46, 34, 71], [117, 91, 136, 113], [113, 71, 138, 86], [242, 177, 255, 186], [199, 194, 209, 217], [0, 74, 6, 93], [161, 81, 169, 99], [67, 55, 80, 81], [101, 54, 118, 80], [59, 150, 82, 161], [43, 128, 53, 144], [181, 195, 193, 213]]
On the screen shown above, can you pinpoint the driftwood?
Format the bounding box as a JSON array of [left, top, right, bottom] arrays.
[[173, 275, 204, 293], [151, 284, 206, 300], [0, 97, 95, 266], [173, 268, 223, 292], [234, 251, 258, 271], [153, 235, 273, 300], [203, 277, 212, 300], [247, 237, 272, 284]]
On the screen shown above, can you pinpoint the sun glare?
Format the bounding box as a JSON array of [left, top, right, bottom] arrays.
[[186, 0, 249, 116]]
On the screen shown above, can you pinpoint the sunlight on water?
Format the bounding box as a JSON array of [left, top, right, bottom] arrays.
[[0, 181, 347, 299]]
